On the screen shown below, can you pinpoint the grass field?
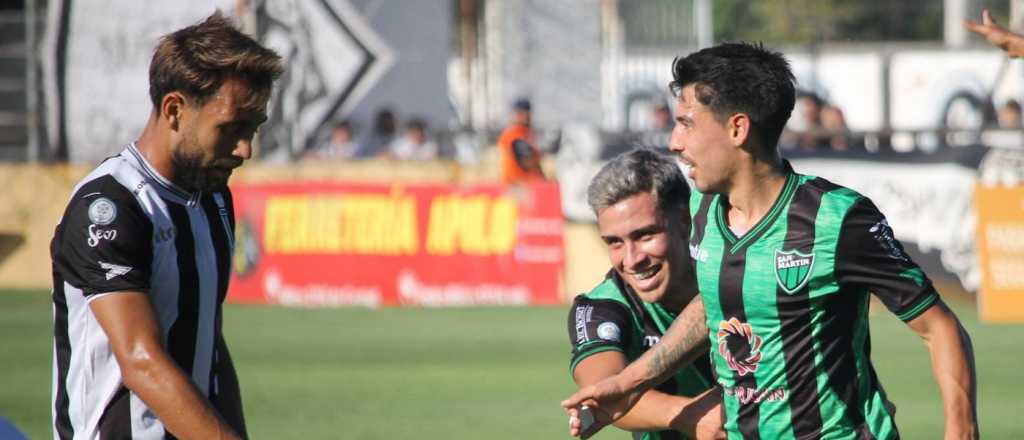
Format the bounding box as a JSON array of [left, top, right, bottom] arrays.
[[1, 290, 1021, 439]]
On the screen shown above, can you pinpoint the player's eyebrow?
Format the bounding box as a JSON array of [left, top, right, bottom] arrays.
[[628, 224, 662, 240]]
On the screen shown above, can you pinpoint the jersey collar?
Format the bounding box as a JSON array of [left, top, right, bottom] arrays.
[[713, 160, 798, 254], [125, 143, 202, 206]]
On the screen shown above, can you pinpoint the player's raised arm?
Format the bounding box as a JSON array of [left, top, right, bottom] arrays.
[[965, 9, 1024, 57], [563, 294, 710, 438], [905, 301, 978, 440], [90, 292, 241, 440]]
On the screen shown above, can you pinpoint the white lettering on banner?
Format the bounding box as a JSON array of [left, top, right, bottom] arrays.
[[990, 256, 1024, 289], [263, 271, 382, 308], [518, 217, 564, 236], [986, 225, 1024, 253], [397, 270, 530, 307], [87, 224, 117, 247], [514, 245, 563, 264]]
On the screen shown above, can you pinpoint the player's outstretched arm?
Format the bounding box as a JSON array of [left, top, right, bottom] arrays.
[[91, 292, 241, 440], [965, 9, 1024, 57], [905, 299, 978, 440], [563, 295, 711, 438], [572, 351, 723, 439]]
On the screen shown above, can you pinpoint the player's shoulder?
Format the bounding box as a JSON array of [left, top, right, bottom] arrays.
[[576, 276, 629, 305], [791, 172, 875, 212], [63, 154, 153, 223]]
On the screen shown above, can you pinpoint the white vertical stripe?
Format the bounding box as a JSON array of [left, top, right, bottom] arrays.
[[61, 282, 87, 438], [189, 205, 218, 394]]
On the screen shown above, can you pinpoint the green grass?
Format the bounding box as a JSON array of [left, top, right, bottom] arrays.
[[1, 290, 1021, 439]]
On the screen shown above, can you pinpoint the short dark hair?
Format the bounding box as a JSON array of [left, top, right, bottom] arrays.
[[587, 148, 690, 218], [149, 11, 283, 114], [669, 42, 795, 153]]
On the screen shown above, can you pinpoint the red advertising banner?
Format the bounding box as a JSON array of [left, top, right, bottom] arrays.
[[227, 181, 565, 307]]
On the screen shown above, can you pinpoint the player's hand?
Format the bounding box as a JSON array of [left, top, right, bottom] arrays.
[[964, 9, 1024, 57], [561, 376, 643, 439]]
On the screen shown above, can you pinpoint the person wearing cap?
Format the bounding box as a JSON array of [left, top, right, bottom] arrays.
[[497, 98, 545, 184]]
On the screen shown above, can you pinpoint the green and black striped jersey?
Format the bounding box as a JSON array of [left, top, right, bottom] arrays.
[[688, 163, 938, 440], [568, 270, 715, 440]]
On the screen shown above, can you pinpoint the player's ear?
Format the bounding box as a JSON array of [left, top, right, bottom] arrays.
[[728, 113, 751, 147], [160, 92, 186, 131]]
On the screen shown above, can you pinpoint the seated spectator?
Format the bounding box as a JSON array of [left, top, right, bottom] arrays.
[[306, 121, 356, 159], [390, 118, 438, 160], [355, 108, 398, 158], [820, 105, 852, 151], [795, 92, 825, 150], [998, 99, 1022, 129]]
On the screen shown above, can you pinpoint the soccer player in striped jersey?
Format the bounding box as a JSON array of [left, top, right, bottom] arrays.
[[563, 43, 978, 440], [567, 148, 722, 440], [50, 13, 282, 439]]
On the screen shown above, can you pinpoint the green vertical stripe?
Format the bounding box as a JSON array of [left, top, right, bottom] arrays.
[[808, 188, 859, 431], [695, 197, 733, 431]]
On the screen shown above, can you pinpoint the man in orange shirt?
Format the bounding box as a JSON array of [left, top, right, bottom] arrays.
[[498, 98, 545, 184]]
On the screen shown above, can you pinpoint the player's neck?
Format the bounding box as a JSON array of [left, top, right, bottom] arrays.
[[723, 158, 787, 232], [135, 112, 177, 186]]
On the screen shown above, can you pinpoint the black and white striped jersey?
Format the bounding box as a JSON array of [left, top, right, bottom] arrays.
[[51, 143, 235, 439]]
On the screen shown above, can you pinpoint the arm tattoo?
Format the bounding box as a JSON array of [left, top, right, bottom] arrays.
[[638, 295, 710, 386]]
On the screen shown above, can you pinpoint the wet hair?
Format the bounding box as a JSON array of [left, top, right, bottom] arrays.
[[149, 11, 283, 114], [587, 148, 690, 218], [669, 42, 796, 153]]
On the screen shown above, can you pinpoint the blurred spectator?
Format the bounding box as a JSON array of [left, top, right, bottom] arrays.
[[997, 99, 1022, 129], [497, 98, 544, 184], [306, 121, 356, 159], [820, 105, 852, 151], [355, 108, 398, 158], [390, 118, 438, 160], [651, 103, 673, 133], [795, 92, 825, 150]]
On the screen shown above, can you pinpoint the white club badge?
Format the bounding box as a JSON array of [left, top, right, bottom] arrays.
[[88, 197, 117, 225], [597, 322, 621, 342]]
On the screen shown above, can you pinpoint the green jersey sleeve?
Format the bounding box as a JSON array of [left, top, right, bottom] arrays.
[[834, 197, 939, 322]]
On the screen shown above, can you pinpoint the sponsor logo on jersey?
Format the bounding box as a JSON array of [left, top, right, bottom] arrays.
[[775, 249, 814, 294], [87, 224, 117, 248], [87, 197, 117, 225], [717, 318, 763, 376], [596, 322, 621, 342], [99, 261, 132, 280], [154, 226, 176, 244], [689, 243, 708, 262], [723, 385, 787, 404], [869, 219, 909, 262], [574, 305, 593, 344], [643, 335, 660, 347]]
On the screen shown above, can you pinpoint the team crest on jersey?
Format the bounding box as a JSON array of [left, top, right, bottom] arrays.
[[596, 322, 621, 342], [717, 318, 762, 376], [774, 249, 814, 294], [87, 197, 117, 225]]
